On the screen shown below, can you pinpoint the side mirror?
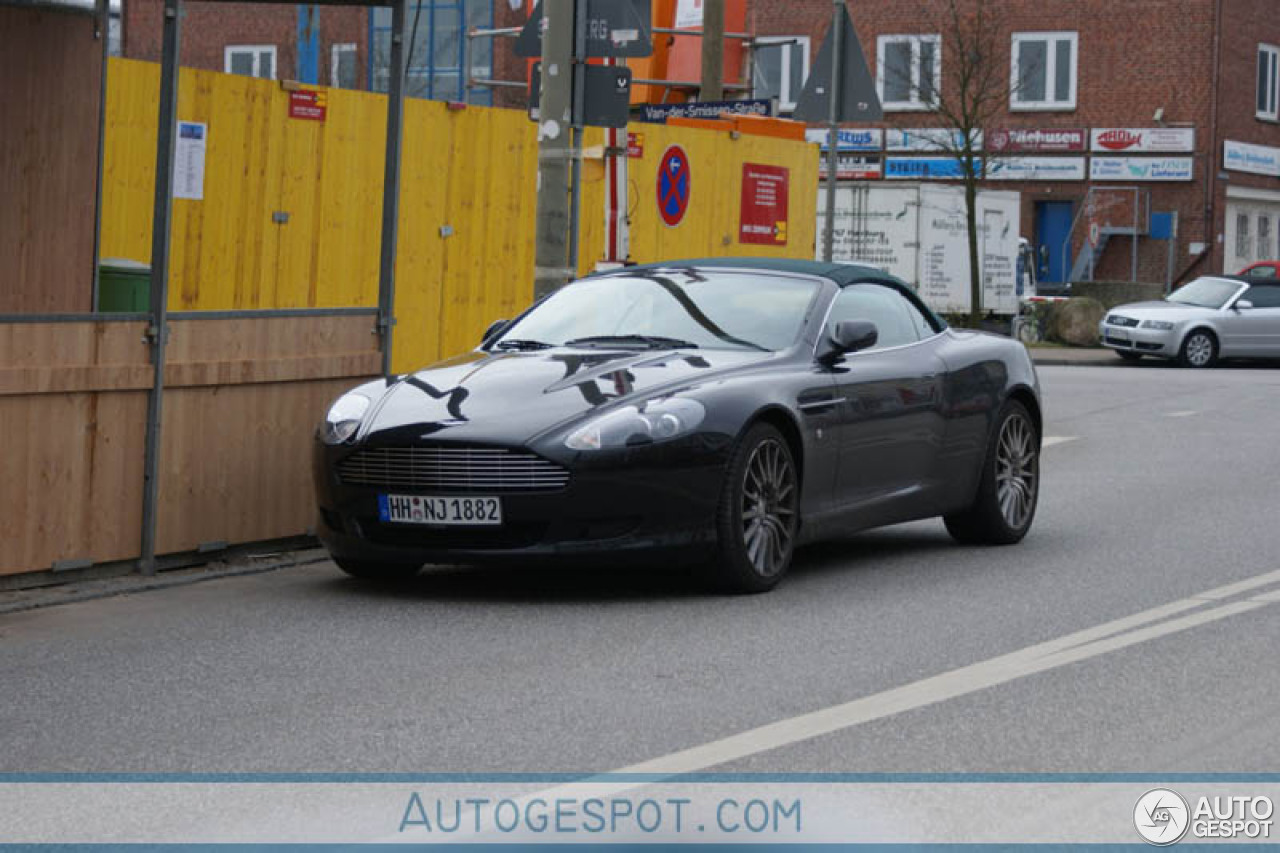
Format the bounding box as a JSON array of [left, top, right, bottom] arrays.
[[481, 319, 509, 345], [818, 320, 878, 364], [1235, 299, 1254, 311]]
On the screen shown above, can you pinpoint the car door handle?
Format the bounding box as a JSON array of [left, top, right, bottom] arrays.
[[798, 396, 846, 412]]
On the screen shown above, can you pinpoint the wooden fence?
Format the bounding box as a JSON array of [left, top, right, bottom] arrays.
[[100, 58, 818, 372], [0, 311, 379, 576], [2, 58, 819, 579]]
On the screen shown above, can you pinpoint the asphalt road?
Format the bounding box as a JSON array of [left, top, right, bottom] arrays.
[[3, 362, 1280, 775]]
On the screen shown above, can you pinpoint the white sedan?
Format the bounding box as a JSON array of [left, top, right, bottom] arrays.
[[1099, 276, 1280, 367]]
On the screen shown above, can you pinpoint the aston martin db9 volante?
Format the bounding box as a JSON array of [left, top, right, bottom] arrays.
[[314, 259, 1042, 592], [1100, 275, 1280, 367]]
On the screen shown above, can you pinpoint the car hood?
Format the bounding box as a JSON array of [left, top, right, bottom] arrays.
[[361, 347, 770, 445], [1107, 300, 1214, 320]]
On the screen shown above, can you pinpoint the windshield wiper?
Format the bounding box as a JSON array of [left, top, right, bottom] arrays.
[[563, 334, 701, 350], [493, 338, 554, 351]]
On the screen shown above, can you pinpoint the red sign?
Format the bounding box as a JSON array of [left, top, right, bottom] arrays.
[[739, 163, 789, 246], [987, 128, 1086, 153], [1094, 129, 1143, 151], [288, 89, 327, 122], [657, 145, 691, 227], [627, 132, 644, 159]]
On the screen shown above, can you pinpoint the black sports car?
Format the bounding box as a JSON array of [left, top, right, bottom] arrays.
[[314, 259, 1042, 592]]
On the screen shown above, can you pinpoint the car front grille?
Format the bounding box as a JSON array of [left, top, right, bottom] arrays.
[[336, 446, 570, 493], [1107, 314, 1140, 327]]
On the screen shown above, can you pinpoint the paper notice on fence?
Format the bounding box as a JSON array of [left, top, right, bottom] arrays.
[[173, 121, 207, 201]]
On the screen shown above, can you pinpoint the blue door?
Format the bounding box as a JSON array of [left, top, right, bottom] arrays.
[[1035, 201, 1074, 284]]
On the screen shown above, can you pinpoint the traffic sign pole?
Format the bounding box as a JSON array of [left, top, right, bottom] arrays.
[[821, 0, 843, 262]]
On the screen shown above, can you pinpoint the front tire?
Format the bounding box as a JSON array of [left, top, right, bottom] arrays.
[[710, 423, 799, 594], [944, 400, 1039, 546], [334, 557, 422, 581], [1179, 329, 1217, 368]]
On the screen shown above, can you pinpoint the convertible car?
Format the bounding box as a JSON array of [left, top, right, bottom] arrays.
[[314, 259, 1042, 592]]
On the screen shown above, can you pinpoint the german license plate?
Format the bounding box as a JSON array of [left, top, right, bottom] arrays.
[[1108, 330, 1130, 342], [378, 494, 502, 526]]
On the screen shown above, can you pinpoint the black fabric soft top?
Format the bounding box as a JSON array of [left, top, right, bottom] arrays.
[[592, 257, 904, 289]]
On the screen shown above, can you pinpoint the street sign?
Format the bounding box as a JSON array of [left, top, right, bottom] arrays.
[[657, 145, 691, 226], [637, 98, 774, 124], [529, 63, 633, 128], [515, 0, 654, 59], [792, 5, 881, 123]]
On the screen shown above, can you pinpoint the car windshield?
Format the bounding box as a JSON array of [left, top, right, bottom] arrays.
[[1166, 277, 1242, 309], [491, 270, 821, 352]]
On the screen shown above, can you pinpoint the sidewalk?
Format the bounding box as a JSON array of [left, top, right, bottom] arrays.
[[1026, 345, 1120, 367]]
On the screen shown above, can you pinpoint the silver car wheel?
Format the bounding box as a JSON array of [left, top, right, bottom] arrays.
[[995, 414, 1037, 530], [741, 438, 796, 577], [1185, 332, 1214, 367]]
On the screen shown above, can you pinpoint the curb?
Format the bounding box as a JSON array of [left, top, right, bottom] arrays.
[[1031, 357, 1119, 367], [0, 550, 330, 617]]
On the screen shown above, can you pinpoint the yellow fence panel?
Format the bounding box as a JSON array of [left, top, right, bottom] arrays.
[[100, 58, 818, 374]]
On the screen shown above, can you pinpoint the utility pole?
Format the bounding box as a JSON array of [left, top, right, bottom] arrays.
[[533, 0, 576, 299], [700, 0, 725, 101], [821, 0, 843, 262]]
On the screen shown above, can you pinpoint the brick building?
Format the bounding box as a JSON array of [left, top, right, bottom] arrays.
[[751, 0, 1280, 284], [121, 0, 532, 104]]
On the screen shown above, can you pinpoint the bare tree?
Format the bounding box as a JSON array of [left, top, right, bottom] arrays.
[[882, 0, 1020, 325]]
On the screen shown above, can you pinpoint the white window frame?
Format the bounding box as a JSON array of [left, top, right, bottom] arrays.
[[331, 42, 358, 88], [876, 34, 941, 112], [752, 36, 810, 113], [1258, 43, 1279, 121], [224, 44, 278, 80], [1010, 31, 1077, 111]]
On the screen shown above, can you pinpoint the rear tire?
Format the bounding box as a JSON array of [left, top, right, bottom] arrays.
[[1178, 329, 1217, 368], [709, 423, 799, 594], [944, 400, 1039, 546], [334, 558, 422, 581]]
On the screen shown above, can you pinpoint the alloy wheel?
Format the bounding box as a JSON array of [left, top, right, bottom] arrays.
[[995, 414, 1037, 530], [740, 439, 797, 577], [1185, 333, 1213, 367]]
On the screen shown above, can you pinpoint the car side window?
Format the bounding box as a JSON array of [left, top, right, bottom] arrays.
[[827, 283, 921, 350], [1242, 285, 1280, 308], [1245, 266, 1276, 279]]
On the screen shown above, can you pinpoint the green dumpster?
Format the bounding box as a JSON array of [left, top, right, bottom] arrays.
[[98, 258, 151, 312]]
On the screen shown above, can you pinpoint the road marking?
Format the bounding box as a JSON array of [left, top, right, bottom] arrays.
[[370, 568, 1280, 841], [1042, 436, 1076, 447], [596, 567, 1280, 778], [1165, 410, 1198, 418]]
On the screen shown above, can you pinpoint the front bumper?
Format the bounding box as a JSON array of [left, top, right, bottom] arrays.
[[313, 437, 730, 566], [1098, 323, 1178, 356]]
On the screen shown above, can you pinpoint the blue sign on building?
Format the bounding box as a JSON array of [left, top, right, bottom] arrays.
[[884, 157, 980, 180]]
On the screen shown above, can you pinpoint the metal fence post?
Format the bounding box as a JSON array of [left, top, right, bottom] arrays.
[[138, 0, 182, 575], [376, 0, 407, 376]]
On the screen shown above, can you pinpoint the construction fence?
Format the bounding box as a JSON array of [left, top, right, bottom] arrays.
[[1, 58, 818, 579]]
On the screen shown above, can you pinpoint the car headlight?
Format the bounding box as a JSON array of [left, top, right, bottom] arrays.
[[565, 398, 706, 450], [1141, 319, 1176, 331], [322, 392, 371, 444]]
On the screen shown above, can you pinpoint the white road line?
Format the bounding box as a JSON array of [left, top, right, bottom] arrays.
[[1042, 435, 1077, 447], [595, 566, 1280, 778], [1165, 410, 1198, 418], [373, 567, 1280, 841]]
